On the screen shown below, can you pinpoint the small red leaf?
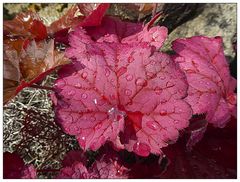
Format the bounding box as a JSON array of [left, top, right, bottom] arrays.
[[79, 3, 110, 27], [85, 16, 143, 41], [57, 147, 129, 179], [47, 5, 82, 35], [3, 39, 70, 104], [48, 3, 109, 35], [4, 11, 47, 41], [186, 115, 208, 150], [62, 150, 87, 167], [89, 148, 129, 179], [57, 163, 89, 179], [29, 20, 47, 41]]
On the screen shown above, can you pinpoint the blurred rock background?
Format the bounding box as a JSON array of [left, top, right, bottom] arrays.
[[4, 3, 237, 60]]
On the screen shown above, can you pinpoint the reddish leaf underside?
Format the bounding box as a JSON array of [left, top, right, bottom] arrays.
[[3, 152, 37, 179], [78, 3, 110, 27], [48, 3, 109, 36], [52, 18, 191, 157], [4, 11, 47, 41], [62, 150, 87, 167], [3, 39, 70, 104], [172, 36, 236, 128], [47, 5, 82, 35], [85, 16, 143, 41], [161, 117, 236, 178]]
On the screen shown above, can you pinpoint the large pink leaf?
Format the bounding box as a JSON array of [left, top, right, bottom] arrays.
[[52, 22, 191, 157], [172, 36, 237, 128]]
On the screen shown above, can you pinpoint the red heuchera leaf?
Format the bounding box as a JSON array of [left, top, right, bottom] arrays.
[[172, 36, 237, 128], [57, 147, 129, 179], [53, 28, 70, 45], [3, 39, 70, 104], [57, 149, 88, 179], [85, 16, 143, 42], [52, 20, 191, 156], [185, 115, 208, 151], [3, 152, 37, 179], [89, 148, 129, 179], [29, 19, 47, 41], [48, 3, 109, 35], [85, 15, 167, 49], [57, 163, 89, 179], [4, 38, 30, 53], [161, 117, 236, 178], [19, 40, 69, 82], [78, 3, 110, 27], [62, 150, 87, 167], [21, 165, 37, 179], [4, 11, 47, 41], [47, 5, 82, 35], [126, 154, 168, 178]]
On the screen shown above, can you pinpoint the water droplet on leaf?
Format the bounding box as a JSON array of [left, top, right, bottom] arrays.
[[160, 110, 167, 116], [56, 80, 66, 88], [126, 74, 133, 81], [110, 94, 116, 100], [146, 120, 159, 130], [128, 56, 134, 63], [105, 68, 110, 77], [81, 72, 88, 79], [160, 76, 166, 80], [174, 120, 179, 124], [135, 78, 147, 86], [62, 114, 73, 122], [151, 61, 157, 65], [117, 66, 127, 77], [146, 72, 154, 79], [90, 116, 96, 121], [125, 89, 132, 96], [166, 81, 174, 87], [154, 86, 162, 95], [75, 82, 82, 88], [133, 142, 151, 157], [95, 123, 102, 130], [108, 107, 126, 122], [81, 93, 88, 99], [93, 98, 98, 105], [78, 136, 86, 149]]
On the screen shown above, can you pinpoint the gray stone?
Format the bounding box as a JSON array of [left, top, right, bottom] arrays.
[[161, 3, 237, 62]]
